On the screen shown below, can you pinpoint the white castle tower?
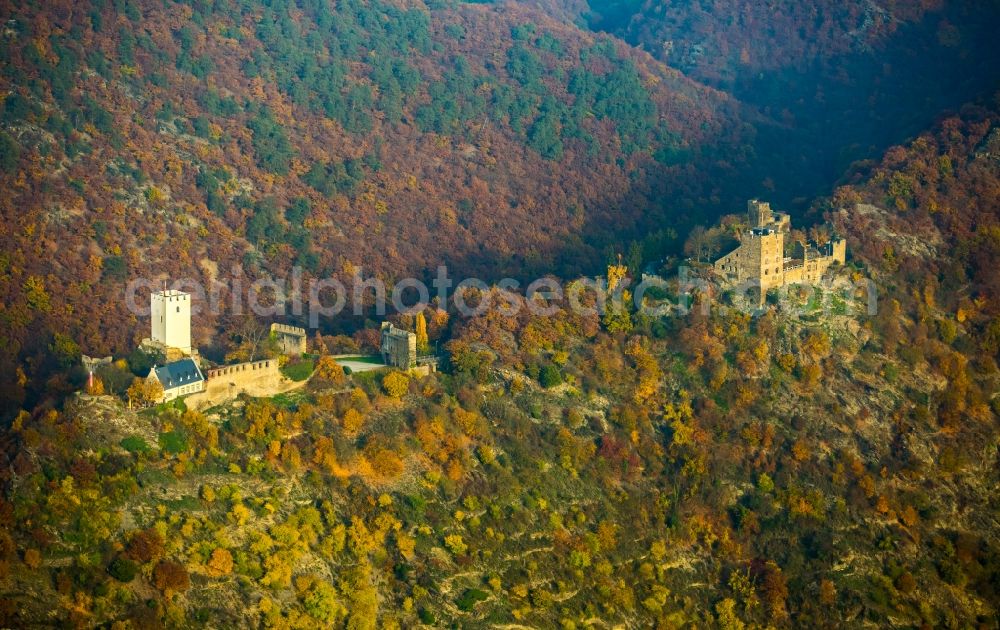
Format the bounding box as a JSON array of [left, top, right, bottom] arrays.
[[151, 289, 192, 354]]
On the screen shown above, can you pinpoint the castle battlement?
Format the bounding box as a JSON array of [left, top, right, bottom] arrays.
[[205, 359, 276, 380], [270, 322, 307, 356]]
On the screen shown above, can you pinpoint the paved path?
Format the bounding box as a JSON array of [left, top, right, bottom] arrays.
[[335, 357, 388, 373]]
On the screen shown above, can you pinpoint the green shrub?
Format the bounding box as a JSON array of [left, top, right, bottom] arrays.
[[108, 556, 138, 582], [247, 107, 293, 175], [0, 131, 20, 173], [158, 431, 188, 454], [539, 364, 562, 388], [102, 255, 127, 281], [455, 588, 489, 612], [120, 435, 150, 454], [418, 608, 436, 624], [127, 347, 163, 376]]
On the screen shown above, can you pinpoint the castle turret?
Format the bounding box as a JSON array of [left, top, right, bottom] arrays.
[[830, 238, 847, 264], [748, 199, 773, 228]]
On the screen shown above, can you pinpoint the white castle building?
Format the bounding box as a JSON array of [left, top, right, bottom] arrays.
[[149, 289, 192, 355], [142, 287, 202, 402]]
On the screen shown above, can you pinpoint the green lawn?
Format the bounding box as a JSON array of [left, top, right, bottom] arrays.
[[280, 357, 315, 381]]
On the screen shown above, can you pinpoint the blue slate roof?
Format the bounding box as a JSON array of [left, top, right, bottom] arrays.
[[151, 358, 204, 390]]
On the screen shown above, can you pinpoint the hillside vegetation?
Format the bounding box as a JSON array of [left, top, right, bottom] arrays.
[[0, 2, 999, 627], [1, 104, 999, 627], [577, 0, 1000, 203], [0, 0, 756, 411]]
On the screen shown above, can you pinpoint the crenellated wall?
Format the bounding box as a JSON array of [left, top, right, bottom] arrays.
[[186, 358, 289, 409], [270, 323, 308, 355], [205, 359, 277, 381]]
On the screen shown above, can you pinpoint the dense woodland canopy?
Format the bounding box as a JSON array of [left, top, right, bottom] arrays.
[[0, 0, 756, 411], [0, 109, 998, 624], [578, 0, 1000, 202], [2, 0, 1000, 411], [0, 0, 999, 627]]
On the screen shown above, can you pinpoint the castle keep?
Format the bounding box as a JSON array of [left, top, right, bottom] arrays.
[[714, 200, 846, 295], [147, 289, 192, 357], [380, 322, 417, 369]]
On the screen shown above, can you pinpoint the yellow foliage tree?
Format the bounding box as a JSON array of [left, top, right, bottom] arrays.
[[23, 275, 52, 312], [313, 436, 340, 474], [382, 372, 409, 398], [127, 377, 163, 407], [342, 408, 365, 435], [366, 446, 404, 479], [607, 262, 628, 293], [206, 548, 233, 577], [444, 534, 467, 556], [87, 376, 105, 396], [626, 338, 661, 404], [23, 548, 41, 569], [395, 533, 416, 560], [313, 356, 346, 385], [415, 311, 429, 353]]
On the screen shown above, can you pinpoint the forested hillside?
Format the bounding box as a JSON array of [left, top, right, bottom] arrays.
[[4, 0, 999, 413], [0, 104, 998, 627], [1, 0, 999, 626], [585, 0, 953, 84], [0, 0, 753, 411], [831, 103, 1000, 371], [578, 0, 1000, 203]]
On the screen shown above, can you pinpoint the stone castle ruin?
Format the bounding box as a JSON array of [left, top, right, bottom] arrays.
[[713, 200, 846, 297], [380, 322, 417, 369], [270, 323, 307, 356], [141, 288, 196, 362]]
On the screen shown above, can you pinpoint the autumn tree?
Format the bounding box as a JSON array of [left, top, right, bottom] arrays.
[[86, 376, 105, 396], [312, 355, 346, 387], [313, 436, 341, 475], [206, 548, 233, 577], [126, 377, 163, 407], [345, 562, 379, 630], [382, 372, 409, 398], [224, 315, 274, 363], [603, 293, 633, 334], [818, 578, 837, 606], [684, 225, 728, 262], [312, 330, 329, 355], [153, 559, 190, 596], [759, 561, 788, 621], [124, 528, 164, 563], [415, 311, 429, 353], [342, 408, 365, 435], [366, 445, 404, 478], [299, 575, 345, 623]]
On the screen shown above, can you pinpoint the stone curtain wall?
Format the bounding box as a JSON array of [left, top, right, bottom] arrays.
[[186, 359, 287, 409], [205, 359, 277, 380]]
